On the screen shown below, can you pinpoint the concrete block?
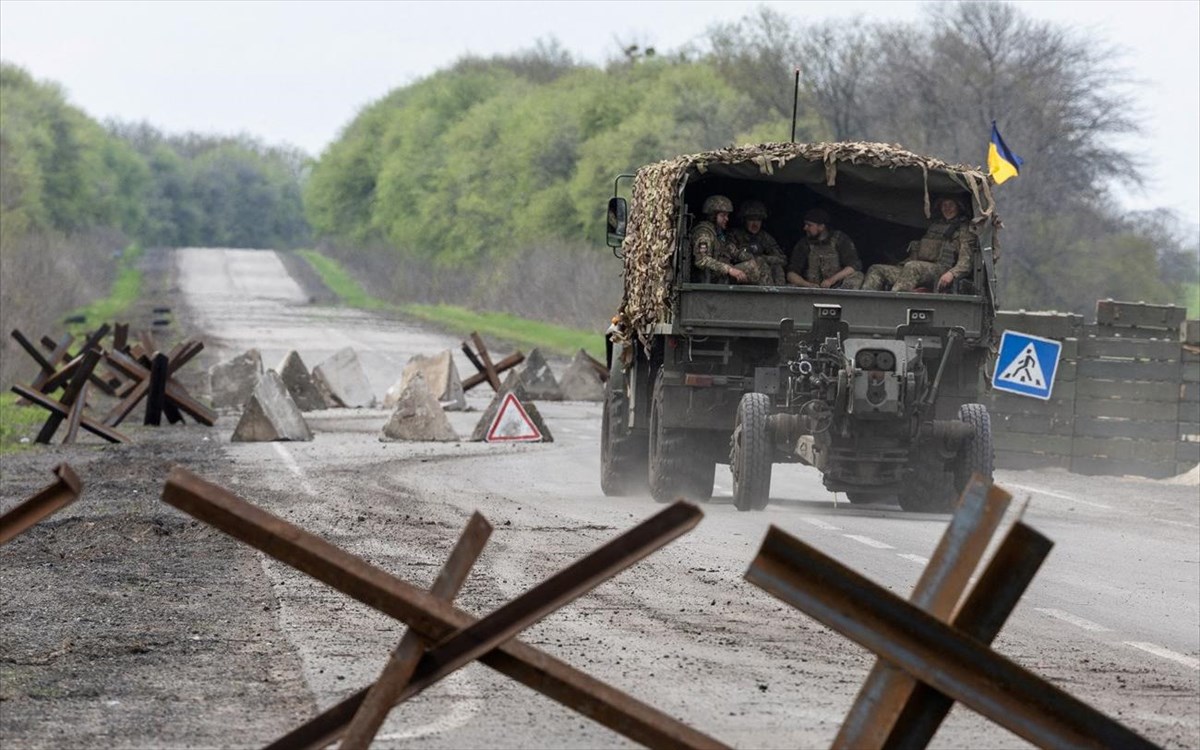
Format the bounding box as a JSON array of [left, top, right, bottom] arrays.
[[380, 374, 459, 442], [385, 350, 466, 411], [559, 349, 606, 402], [209, 348, 263, 410], [470, 371, 553, 442], [277, 350, 328, 411], [312, 347, 375, 408], [231, 370, 313, 442], [514, 347, 563, 401]]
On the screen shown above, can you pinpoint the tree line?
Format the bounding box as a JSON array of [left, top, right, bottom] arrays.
[[2, 1, 1196, 326], [0, 63, 309, 249], [306, 2, 1196, 317]]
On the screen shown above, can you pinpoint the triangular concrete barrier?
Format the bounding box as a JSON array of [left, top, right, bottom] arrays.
[[514, 347, 563, 401], [209, 348, 263, 410], [380, 374, 459, 442], [277, 350, 328, 411], [231, 370, 313, 442], [470, 372, 553, 442], [559, 349, 606, 402], [312, 347, 376, 408], [384, 350, 466, 411], [483, 392, 544, 442]]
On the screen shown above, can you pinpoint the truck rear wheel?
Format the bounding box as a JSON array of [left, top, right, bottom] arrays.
[[600, 380, 647, 496], [899, 404, 994, 512], [844, 491, 880, 505], [731, 393, 773, 511], [897, 474, 955, 513], [648, 372, 715, 503]]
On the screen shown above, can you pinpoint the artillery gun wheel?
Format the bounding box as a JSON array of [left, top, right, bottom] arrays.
[[648, 371, 715, 502], [731, 393, 773, 511], [600, 378, 647, 496], [953, 403, 994, 492]]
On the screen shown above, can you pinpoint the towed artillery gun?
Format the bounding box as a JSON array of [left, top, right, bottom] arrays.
[[601, 142, 1000, 512]]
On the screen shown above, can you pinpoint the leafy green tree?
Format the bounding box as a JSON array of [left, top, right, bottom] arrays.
[[1, 63, 148, 235]]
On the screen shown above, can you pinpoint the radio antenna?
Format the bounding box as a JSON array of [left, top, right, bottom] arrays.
[[790, 67, 801, 143]]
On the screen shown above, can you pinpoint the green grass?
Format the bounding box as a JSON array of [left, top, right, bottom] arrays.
[[0, 392, 48, 454], [65, 243, 143, 333], [296, 249, 388, 310], [400, 303, 604, 359], [296, 249, 604, 359]]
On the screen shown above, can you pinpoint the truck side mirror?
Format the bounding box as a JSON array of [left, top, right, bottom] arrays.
[[606, 197, 628, 248]]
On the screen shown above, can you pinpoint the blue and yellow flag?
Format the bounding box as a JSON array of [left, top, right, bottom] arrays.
[[987, 121, 1024, 184]]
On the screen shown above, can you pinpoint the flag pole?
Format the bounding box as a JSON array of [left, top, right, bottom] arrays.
[[790, 67, 801, 143]]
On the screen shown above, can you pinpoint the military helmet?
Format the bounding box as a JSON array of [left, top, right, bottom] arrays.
[[702, 195, 734, 216], [741, 200, 768, 220], [803, 208, 831, 226]]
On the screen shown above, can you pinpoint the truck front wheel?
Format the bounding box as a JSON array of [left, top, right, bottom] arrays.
[[731, 393, 773, 511], [648, 372, 715, 503], [600, 381, 647, 496]]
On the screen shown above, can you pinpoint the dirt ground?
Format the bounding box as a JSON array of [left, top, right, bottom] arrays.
[[1, 248, 314, 746]]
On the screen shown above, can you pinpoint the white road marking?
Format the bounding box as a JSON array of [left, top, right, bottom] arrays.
[[1004, 482, 1111, 509], [897, 553, 930, 565], [844, 534, 894, 550], [375, 670, 483, 740], [272, 443, 317, 496], [1035, 608, 1112, 632], [1124, 642, 1200, 671], [1158, 518, 1200, 529], [803, 518, 841, 531]]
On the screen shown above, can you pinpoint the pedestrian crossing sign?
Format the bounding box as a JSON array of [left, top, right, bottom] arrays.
[[992, 330, 1062, 400]]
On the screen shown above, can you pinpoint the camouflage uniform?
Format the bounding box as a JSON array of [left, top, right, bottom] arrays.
[[862, 218, 977, 292], [728, 227, 787, 285], [692, 221, 753, 283], [787, 229, 864, 289]]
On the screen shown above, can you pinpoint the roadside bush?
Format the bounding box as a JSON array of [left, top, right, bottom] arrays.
[[0, 227, 126, 389]]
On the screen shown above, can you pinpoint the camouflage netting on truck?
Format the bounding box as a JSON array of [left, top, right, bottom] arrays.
[[615, 141, 997, 347]]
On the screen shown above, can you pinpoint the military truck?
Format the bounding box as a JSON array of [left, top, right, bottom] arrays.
[[600, 142, 1000, 512]]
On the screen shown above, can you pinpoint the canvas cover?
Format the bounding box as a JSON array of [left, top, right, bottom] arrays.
[[615, 141, 997, 343]]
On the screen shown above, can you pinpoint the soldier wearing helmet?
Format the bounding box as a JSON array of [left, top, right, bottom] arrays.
[[691, 195, 753, 284], [728, 200, 787, 285], [786, 208, 864, 290], [862, 195, 978, 292]]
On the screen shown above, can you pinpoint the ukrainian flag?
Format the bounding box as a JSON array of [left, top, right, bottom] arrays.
[[987, 121, 1024, 185]]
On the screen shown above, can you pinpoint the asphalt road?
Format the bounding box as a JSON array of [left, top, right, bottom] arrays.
[[177, 247, 1200, 749]]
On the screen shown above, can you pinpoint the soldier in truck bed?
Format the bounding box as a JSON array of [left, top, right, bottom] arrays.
[[786, 208, 864, 289], [727, 200, 787, 285], [862, 196, 979, 292], [692, 194, 753, 284]]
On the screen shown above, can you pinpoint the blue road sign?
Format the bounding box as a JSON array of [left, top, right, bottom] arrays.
[[992, 330, 1062, 400]]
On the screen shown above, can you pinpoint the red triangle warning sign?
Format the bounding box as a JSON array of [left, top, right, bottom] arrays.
[[485, 392, 543, 442]]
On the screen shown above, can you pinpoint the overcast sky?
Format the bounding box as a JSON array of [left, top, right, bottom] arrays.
[[2, 0, 1197, 230]]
